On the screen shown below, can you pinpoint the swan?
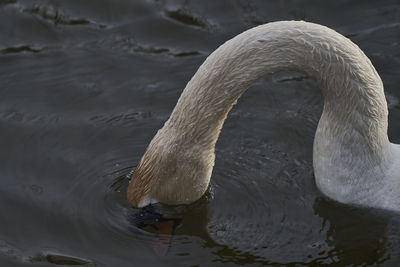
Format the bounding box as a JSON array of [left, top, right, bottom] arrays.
[[127, 21, 400, 212]]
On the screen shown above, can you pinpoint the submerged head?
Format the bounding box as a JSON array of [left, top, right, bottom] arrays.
[[127, 127, 215, 208]]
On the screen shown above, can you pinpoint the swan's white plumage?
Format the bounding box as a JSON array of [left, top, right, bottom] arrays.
[[127, 21, 399, 212]]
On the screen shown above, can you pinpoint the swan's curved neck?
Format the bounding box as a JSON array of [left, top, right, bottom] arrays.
[[167, 22, 389, 157], [127, 21, 393, 208]]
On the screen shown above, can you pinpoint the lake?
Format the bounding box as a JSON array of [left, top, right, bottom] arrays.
[[1, 0, 399, 266]]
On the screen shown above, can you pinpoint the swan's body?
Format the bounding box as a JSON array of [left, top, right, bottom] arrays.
[[127, 21, 400, 211]]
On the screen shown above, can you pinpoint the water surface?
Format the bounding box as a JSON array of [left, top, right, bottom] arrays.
[[1, 0, 400, 266]]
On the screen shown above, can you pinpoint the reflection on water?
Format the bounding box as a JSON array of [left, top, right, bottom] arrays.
[[313, 198, 392, 266], [0, 0, 399, 266], [107, 175, 398, 266]]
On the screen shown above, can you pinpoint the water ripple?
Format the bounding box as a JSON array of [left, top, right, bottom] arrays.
[[31, 252, 93, 266], [347, 22, 400, 38], [0, 0, 15, 7], [0, 45, 45, 54], [164, 9, 207, 28], [112, 36, 202, 57], [20, 4, 107, 28]]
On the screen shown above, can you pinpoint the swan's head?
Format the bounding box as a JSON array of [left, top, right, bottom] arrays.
[[127, 127, 215, 208]]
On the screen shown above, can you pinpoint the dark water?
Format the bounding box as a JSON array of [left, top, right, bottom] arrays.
[[1, 0, 400, 266]]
